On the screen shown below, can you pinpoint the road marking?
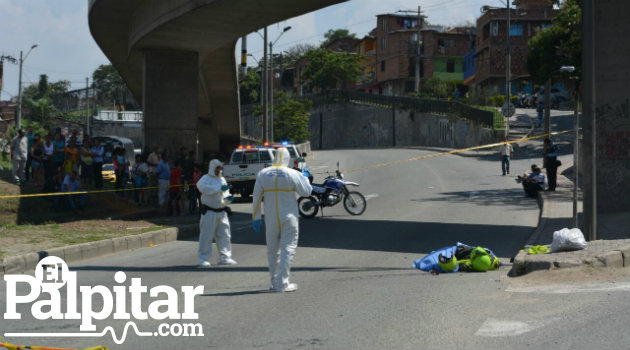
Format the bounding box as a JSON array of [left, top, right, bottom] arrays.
[[364, 194, 379, 201], [475, 317, 559, 337], [506, 282, 630, 294]]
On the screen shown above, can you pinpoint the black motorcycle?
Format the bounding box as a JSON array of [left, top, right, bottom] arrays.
[[298, 162, 366, 218]]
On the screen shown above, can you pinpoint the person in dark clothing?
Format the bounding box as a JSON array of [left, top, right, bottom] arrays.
[[543, 138, 559, 191]]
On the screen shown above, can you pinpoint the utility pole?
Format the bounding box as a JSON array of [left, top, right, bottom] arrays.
[[16, 44, 37, 130], [415, 5, 422, 94], [398, 8, 424, 93], [85, 77, 90, 136], [16, 50, 24, 130], [505, 0, 511, 138], [263, 27, 269, 143]]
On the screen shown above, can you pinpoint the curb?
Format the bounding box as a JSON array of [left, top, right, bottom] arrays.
[[0, 223, 198, 277]]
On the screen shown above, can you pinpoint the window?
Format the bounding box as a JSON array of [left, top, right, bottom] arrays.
[[510, 23, 523, 36], [446, 60, 455, 73], [382, 18, 387, 31], [381, 37, 387, 50], [490, 22, 498, 36], [381, 60, 386, 72], [444, 39, 456, 48]]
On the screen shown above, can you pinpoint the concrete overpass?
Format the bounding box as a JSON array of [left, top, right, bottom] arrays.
[[88, 0, 346, 158]]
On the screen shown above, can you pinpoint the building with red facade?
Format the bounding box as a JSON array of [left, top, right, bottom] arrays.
[[474, 0, 558, 95]]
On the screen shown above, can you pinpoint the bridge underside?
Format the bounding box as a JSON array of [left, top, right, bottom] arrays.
[[88, 0, 346, 158]]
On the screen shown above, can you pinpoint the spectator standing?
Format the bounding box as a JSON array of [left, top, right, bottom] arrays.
[[543, 138, 560, 191], [169, 160, 184, 216], [146, 145, 161, 204], [499, 139, 514, 176], [131, 154, 149, 206], [114, 148, 130, 198], [10, 129, 28, 184], [52, 133, 66, 171], [65, 139, 80, 173], [42, 134, 55, 182], [24, 127, 35, 181], [80, 138, 93, 187], [30, 134, 44, 187], [155, 152, 170, 208], [190, 163, 202, 214], [536, 101, 544, 128], [91, 139, 104, 189]]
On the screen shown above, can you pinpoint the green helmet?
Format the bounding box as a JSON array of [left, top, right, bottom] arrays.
[[470, 247, 492, 272], [438, 253, 458, 272]]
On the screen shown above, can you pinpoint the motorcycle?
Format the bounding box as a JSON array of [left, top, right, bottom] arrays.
[[298, 162, 367, 218]]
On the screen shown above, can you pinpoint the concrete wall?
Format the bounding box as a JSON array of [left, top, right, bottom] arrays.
[[143, 50, 199, 158], [309, 103, 498, 150], [583, 0, 630, 216]]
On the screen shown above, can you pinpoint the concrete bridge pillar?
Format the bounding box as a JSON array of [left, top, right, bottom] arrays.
[[143, 50, 199, 159]]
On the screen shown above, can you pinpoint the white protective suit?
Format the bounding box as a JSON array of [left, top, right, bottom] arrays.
[[197, 159, 234, 265], [252, 147, 312, 290]]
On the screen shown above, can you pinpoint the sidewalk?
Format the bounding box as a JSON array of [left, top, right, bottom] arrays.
[[510, 171, 630, 276]]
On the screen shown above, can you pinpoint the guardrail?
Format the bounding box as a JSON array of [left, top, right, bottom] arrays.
[[94, 110, 143, 122]]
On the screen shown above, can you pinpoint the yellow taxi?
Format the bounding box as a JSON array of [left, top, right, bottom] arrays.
[[102, 163, 116, 183]]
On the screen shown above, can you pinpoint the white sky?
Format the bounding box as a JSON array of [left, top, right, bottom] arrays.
[[0, 0, 505, 100]]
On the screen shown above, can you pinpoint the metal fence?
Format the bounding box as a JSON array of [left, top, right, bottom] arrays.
[[300, 91, 496, 128]]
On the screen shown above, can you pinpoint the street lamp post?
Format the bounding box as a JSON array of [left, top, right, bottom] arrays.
[[16, 44, 38, 129], [269, 26, 291, 142], [560, 65, 579, 228], [505, 0, 511, 138]]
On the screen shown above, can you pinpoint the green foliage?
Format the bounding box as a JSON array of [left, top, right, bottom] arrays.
[[302, 49, 364, 91], [273, 96, 312, 142], [321, 29, 357, 48], [239, 67, 261, 105], [283, 43, 318, 66], [527, 0, 582, 83], [488, 95, 505, 107], [92, 64, 126, 106], [419, 77, 459, 99]]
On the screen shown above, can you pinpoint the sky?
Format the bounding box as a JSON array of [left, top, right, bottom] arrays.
[[0, 0, 505, 101]]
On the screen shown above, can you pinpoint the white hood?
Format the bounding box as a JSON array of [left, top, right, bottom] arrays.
[[208, 159, 223, 177], [273, 147, 291, 167]]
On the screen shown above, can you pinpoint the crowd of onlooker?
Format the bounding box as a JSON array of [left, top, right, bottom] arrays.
[[10, 126, 104, 211], [9, 126, 210, 216]]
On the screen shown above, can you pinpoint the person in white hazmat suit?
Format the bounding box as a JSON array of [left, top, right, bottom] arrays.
[[197, 159, 237, 267], [252, 147, 312, 292]]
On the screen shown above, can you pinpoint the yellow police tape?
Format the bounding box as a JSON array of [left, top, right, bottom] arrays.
[[0, 129, 571, 200], [0, 342, 109, 350], [313, 128, 572, 175]]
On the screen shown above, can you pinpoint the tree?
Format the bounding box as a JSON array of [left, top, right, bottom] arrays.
[[273, 96, 312, 142], [36, 74, 49, 100], [420, 77, 459, 99], [321, 29, 356, 48], [283, 43, 318, 66], [92, 64, 125, 106], [239, 67, 261, 105], [302, 49, 364, 91], [527, 0, 582, 84]]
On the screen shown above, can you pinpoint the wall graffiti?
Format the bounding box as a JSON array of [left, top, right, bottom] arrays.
[[595, 98, 630, 211]]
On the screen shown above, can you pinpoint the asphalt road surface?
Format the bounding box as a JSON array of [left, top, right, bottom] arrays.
[[2, 145, 629, 350]]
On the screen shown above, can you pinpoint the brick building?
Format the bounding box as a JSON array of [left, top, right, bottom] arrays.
[[373, 14, 422, 95], [421, 26, 476, 82], [474, 0, 558, 94], [355, 34, 377, 93]]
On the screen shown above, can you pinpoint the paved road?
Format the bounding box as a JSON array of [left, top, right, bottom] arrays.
[[2, 146, 628, 350]]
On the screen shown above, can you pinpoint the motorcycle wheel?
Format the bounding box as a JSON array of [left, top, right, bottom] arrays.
[[343, 191, 366, 215], [298, 196, 319, 218]]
